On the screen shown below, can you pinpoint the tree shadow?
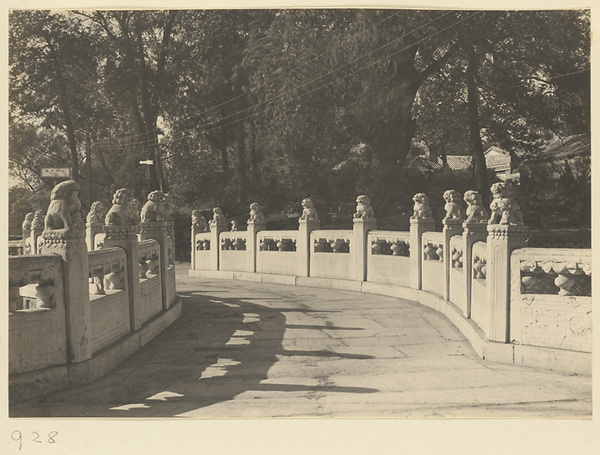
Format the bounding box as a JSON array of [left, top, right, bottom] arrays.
[[11, 289, 378, 418]]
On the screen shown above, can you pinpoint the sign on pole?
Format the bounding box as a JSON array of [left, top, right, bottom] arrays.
[[41, 168, 71, 178]]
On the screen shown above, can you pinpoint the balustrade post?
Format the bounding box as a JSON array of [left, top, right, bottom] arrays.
[[30, 210, 45, 255], [410, 218, 435, 289], [85, 201, 108, 251], [443, 219, 464, 301], [298, 219, 320, 277], [208, 211, 228, 271], [140, 222, 170, 310], [297, 198, 320, 277], [39, 180, 92, 363], [247, 219, 266, 273], [462, 222, 488, 318], [485, 181, 529, 343], [22, 212, 33, 254], [86, 222, 104, 251], [104, 224, 144, 329], [486, 225, 529, 342], [352, 195, 377, 282]]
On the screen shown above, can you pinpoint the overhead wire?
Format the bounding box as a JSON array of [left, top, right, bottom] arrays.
[[92, 9, 405, 148], [94, 10, 457, 151], [96, 10, 472, 152]]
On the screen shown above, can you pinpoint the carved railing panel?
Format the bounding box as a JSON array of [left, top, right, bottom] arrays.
[[369, 231, 410, 257], [450, 237, 464, 269], [422, 232, 444, 262], [221, 232, 248, 251], [520, 259, 591, 296], [195, 232, 211, 251], [472, 242, 487, 280], [88, 247, 127, 296], [258, 231, 298, 252], [138, 239, 161, 279], [9, 255, 64, 312]]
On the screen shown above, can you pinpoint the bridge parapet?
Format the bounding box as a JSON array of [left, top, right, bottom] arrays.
[[9, 184, 181, 403], [189, 188, 591, 374]]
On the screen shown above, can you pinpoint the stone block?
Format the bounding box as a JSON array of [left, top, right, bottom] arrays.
[[9, 365, 69, 403], [513, 344, 591, 375]]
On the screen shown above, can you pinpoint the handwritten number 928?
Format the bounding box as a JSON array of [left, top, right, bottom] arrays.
[[11, 431, 58, 450]]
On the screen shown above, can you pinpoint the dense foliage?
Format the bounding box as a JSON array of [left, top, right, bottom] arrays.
[[9, 9, 590, 236]]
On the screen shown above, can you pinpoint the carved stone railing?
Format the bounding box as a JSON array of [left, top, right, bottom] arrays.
[[517, 251, 591, 297], [450, 237, 464, 269], [369, 231, 410, 257], [9, 255, 64, 312], [221, 232, 248, 251], [312, 230, 352, 254], [88, 247, 127, 297], [472, 241, 487, 280], [138, 239, 161, 279], [195, 232, 211, 251], [367, 231, 411, 287], [422, 232, 443, 262], [258, 231, 298, 252], [511, 248, 592, 353]]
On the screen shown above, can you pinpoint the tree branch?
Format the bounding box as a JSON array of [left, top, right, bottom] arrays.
[[417, 41, 461, 83]]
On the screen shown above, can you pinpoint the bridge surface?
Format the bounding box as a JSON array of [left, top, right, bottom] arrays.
[[11, 263, 591, 418]]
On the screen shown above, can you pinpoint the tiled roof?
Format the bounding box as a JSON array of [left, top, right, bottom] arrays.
[[529, 134, 590, 162], [407, 155, 471, 172]]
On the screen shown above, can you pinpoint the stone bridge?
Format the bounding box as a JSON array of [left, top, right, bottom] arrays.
[[9, 183, 592, 417]]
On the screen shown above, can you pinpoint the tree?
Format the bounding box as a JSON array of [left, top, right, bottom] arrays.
[[10, 10, 98, 182]]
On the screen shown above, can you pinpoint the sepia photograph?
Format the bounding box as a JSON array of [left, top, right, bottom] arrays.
[[3, 1, 596, 453]]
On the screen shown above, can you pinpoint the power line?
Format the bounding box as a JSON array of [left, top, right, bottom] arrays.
[[93, 9, 406, 147], [151, 11, 482, 153], [96, 10, 466, 152]]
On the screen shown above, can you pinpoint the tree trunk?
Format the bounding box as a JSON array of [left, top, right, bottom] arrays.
[[373, 79, 419, 213], [466, 51, 490, 202]]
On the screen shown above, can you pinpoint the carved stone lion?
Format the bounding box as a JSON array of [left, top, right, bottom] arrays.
[[44, 180, 83, 234], [86, 201, 107, 225], [488, 182, 524, 225], [442, 190, 465, 221], [299, 198, 319, 221], [22, 212, 34, 231], [141, 190, 165, 223], [249, 202, 265, 223], [411, 193, 433, 220], [230, 220, 239, 231], [210, 207, 225, 227], [192, 210, 208, 232], [463, 190, 488, 223], [105, 188, 135, 226], [354, 195, 374, 218], [32, 210, 45, 230]]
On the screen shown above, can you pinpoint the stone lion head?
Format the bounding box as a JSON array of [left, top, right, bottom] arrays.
[[413, 193, 429, 204], [443, 190, 460, 203], [356, 195, 371, 205], [463, 190, 482, 205]]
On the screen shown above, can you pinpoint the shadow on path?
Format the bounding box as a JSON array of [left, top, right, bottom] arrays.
[[11, 289, 378, 418]]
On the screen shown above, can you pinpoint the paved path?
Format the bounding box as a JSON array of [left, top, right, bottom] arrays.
[[11, 263, 592, 418]]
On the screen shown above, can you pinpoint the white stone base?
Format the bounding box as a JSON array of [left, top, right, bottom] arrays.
[[10, 299, 182, 403]]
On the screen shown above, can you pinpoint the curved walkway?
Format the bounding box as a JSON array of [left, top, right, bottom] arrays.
[[11, 263, 591, 418]]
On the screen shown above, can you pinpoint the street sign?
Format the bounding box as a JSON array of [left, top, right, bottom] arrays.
[[139, 160, 154, 165], [41, 167, 71, 178]]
